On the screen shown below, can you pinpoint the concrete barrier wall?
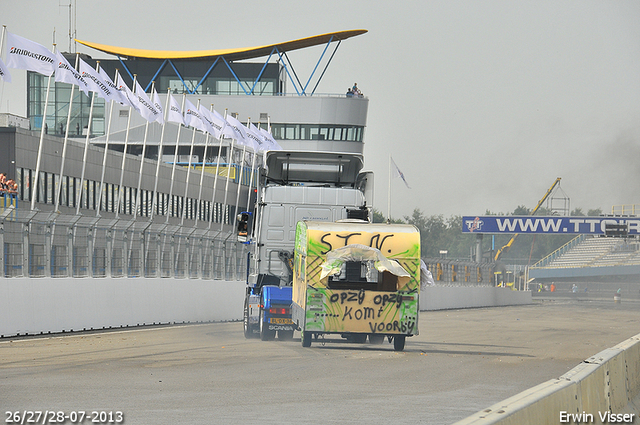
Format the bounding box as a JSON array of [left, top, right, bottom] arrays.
[[0, 278, 245, 337], [420, 286, 532, 311], [0, 281, 532, 337], [454, 333, 640, 424]]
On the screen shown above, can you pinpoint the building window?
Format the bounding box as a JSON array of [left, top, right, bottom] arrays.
[[270, 124, 364, 142]]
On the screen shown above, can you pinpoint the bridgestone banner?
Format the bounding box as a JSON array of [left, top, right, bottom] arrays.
[[5, 32, 55, 76], [461, 216, 640, 235]]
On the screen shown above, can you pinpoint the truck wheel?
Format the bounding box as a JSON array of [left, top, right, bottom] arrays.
[[353, 334, 367, 344], [393, 336, 406, 351], [301, 331, 312, 347], [259, 309, 275, 341], [369, 334, 384, 345], [278, 330, 294, 341]]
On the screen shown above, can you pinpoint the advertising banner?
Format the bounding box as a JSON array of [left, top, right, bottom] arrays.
[[462, 216, 640, 235]]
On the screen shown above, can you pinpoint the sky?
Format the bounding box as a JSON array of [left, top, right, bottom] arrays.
[[1, 0, 639, 219]]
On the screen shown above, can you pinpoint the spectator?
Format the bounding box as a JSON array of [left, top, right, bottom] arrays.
[[351, 83, 363, 98], [6, 179, 17, 194], [346, 88, 354, 97], [0, 173, 7, 192]]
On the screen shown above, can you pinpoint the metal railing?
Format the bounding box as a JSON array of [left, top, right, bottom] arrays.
[[1, 209, 247, 280]]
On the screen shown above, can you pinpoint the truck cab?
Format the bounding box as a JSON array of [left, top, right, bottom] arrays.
[[242, 150, 373, 340]]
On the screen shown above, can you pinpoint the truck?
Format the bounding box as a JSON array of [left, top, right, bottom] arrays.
[[240, 150, 373, 340], [291, 220, 421, 351]]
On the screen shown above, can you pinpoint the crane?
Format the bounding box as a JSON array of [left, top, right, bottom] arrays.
[[493, 177, 562, 262]]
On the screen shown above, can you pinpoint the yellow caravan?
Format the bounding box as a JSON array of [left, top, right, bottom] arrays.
[[292, 220, 420, 351]]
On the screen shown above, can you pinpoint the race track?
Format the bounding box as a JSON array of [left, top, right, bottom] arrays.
[[1, 297, 639, 424]]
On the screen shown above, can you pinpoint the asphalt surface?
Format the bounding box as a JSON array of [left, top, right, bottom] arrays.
[[1, 297, 639, 425]]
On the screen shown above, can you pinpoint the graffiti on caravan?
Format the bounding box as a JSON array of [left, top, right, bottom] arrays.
[[461, 216, 640, 235], [327, 289, 416, 333], [318, 232, 396, 254]]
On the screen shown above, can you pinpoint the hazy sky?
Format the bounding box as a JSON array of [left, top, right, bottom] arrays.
[[2, 1, 639, 219]]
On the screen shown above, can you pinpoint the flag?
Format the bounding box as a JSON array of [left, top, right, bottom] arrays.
[[197, 104, 218, 137], [54, 51, 89, 95], [391, 156, 410, 189], [211, 109, 237, 140], [183, 98, 207, 133], [99, 68, 129, 105], [152, 89, 164, 125], [259, 126, 282, 151], [167, 94, 185, 125], [246, 123, 267, 152], [198, 105, 219, 138], [225, 113, 248, 143], [132, 80, 161, 123], [0, 57, 11, 83], [5, 32, 55, 76], [116, 73, 136, 107], [79, 59, 118, 103]]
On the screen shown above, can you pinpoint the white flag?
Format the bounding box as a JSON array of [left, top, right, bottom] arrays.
[[198, 105, 220, 138], [116, 73, 136, 107], [54, 51, 89, 95], [0, 58, 11, 83], [167, 94, 185, 125], [211, 109, 237, 140], [183, 98, 207, 133], [5, 32, 55, 76], [259, 127, 282, 150], [99, 68, 129, 105], [225, 114, 248, 143], [152, 89, 164, 125], [79, 59, 117, 103], [391, 156, 411, 189], [246, 123, 267, 152], [132, 80, 161, 123]]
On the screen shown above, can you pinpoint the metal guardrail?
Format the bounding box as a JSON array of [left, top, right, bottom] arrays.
[[1, 210, 247, 280]]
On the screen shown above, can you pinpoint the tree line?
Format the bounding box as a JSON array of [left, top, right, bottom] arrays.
[[372, 206, 603, 265]]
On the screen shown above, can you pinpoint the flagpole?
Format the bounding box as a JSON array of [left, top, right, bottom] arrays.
[[231, 139, 247, 236], [75, 67, 98, 215], [150, 88, 171, 221], [0, 26, 7, 111], [133, 81, 155, 220], [115, 74, 137, 219], [166, 93, 186, 224], [31, 43, 56, 211], [96, 68, 119, 217], [245, 143, 257, 213], [54, 51, 79, 212], [387, 154, 391, 222], [220, 132, 235, 231], [180, 99, 201, 226], [207, 108, 227, 230], [195, 104, 214, 226], [245, 120, 258, 213]]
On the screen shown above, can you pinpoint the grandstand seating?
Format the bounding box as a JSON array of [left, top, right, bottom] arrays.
[[538, 236, 640, 269]]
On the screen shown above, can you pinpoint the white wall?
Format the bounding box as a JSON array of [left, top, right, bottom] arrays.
[[0, 278, 245, 337], [421, 285, 532, 311], [0, 280, 531, 338]]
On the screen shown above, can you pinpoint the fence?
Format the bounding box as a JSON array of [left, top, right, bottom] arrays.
[[1, 209, 247, 280], [423, 258, 495, 285]]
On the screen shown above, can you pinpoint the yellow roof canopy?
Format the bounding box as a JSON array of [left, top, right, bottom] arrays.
[[75, 29, 367, 61]]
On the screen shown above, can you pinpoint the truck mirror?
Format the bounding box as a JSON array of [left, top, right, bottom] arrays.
[[237, 212, 251, 242]]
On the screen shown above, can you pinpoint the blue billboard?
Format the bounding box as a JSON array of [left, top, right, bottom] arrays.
[[461, 216, 639, 235]]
